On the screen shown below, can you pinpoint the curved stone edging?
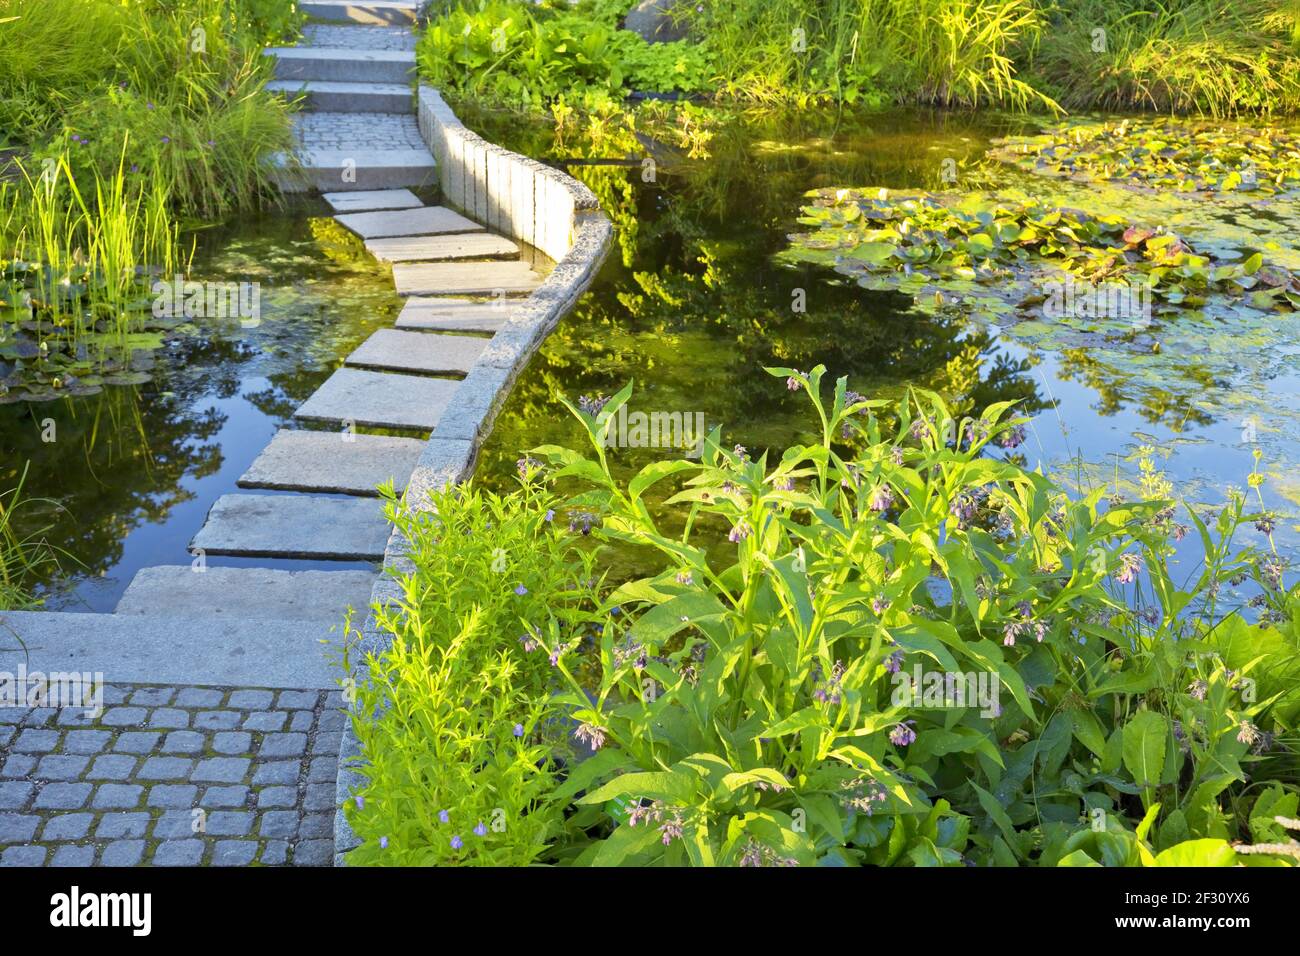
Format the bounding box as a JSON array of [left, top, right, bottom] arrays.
[[332, 89, 613, 865]]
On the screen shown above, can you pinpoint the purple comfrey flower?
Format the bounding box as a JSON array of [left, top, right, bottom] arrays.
[[950, 493, 978, 528], [868, 483, 894, 513], [519, 630, 540, 652], [889, 720, 917, 747], [812, 661, 845, 705], [1188, 680, 1208, 701], [1114, 552, 1143, 585], [844, 389, 866, 408], [567, 510, 597, 535], [786, 373, 804, 391], [1237, 720, 1261, 746], [840, 776, 888, 815], [130, 164, 138, 173], [513, 723, 524, 737], [473, 822, 487, 837], [890, 445, 905, 466], [997, 425, 1026, 449], [578, 393, 609, 416], [160, 136, 170, 144], [450, 835, 463, 850], [775, 476, 795, 492], [379, 836, 388, 849], [514, 584, 528, 595], [354, 795, 365, 810], [733, 444, 749, 461], [544, 508, 554, 522], [439, 809, 450, 823], [146, 102, 155, 110], [1172, 523, 1189, 541], [885, 648, 904, 674], [1256, 513, 1277, 535], [872, 595, 889, 615], [1260, 556, 1284, 589], [516, 455, 542, 478], [659, 811, 685, 845], [675, 569, 694, 586], [574, 722, 606, 751], [728, 519, 752, 543]]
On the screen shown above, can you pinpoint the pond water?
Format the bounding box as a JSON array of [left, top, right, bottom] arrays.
[[3, 107, 1296, 606]]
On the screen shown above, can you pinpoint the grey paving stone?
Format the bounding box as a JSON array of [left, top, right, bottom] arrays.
[[55, 708, 97, 728], [63, 730, 112, 754], [1, 845, 47, 866], [0, 813, 39, 843], [161, 731, 205, 754], [252, 761, 299, 787], [260, 840, 290, 865], [0, 708, 28, 724], [51, 845, 97, 867], [315, 732, 343, 756], [207, 811, 254, 837], [41, 812, 94, 840], [92, 784, 143, 809], [335, 205, 482, 239], [152, 810, 198, 840], [211, 840, 260, 866], [149, 785, 199, 809], [0, 754, 37, 778], [175, 688, 224, 708], [240, 431, 424, 497], [257, 786, 298, 809], [228, 690, 274, 710], [259, 733, 308, 759], [100, 840, 145, 866], [190, 493, 392, 560], [267, 46, 415, 84], [35, 754, 90, 781], [259, 811, 299, 839], [96, 812, 151, 839], [0, 727, 10, 747], [266, 78, 413, 112], [294, 839, 334, 866], [22, 707, 57, 727], [242, 712, 286, 732], [322, 187, 421, 213], [200, 786, 249, 808], [129, 687, 176, 707], [345, 328, 487, 375], [307, 757, 338, 783], [34, 782, 92, 810], [277, 690, 320, 710], [195, 711, 241, 731], [193, 758, 250, 784], [101, 707, 148, 727], [394, 296, 512, 333], [114, 732, 162, 754], [318, 709, 347, 733], [364, 231, 519, 263], [88, 754, 138, 781], [289, 712, 315, 733], [323, 691, 346, 709], [121, 564, 377, 620], [0, 781, 34, 809], [13, 729, 59, 753], [300, 813, 333, 839], [148, 708, 190, 729], [213, 731, 253, 754], [152, 840, 204, 866], [391, 260, 543, 297], [304, 783, 337, 812], [293, 367, 458, 432], [101, 686, 129, 705], [138, 757, 194, 781]]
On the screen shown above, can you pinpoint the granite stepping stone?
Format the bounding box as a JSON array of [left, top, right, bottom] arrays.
[[391, 260, 543, 296], [115, 567, 376, 620], [345, 329, 487, 375], [334, 206, 483, 239], [239, 429, 426, 495], [190, 494, 391, 560], [364, 232, 520, 262], [395, 297, 515, 332], [293, 367, 458, 431], [322, 189, 423, 214]]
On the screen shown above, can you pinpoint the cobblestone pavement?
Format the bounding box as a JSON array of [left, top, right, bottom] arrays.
[[0, 685, 344, 867], [302, 23, 417, 51], [293, 111, 427, 152]]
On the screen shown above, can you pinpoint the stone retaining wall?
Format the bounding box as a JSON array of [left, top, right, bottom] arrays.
[[332, 88, 613, 865]]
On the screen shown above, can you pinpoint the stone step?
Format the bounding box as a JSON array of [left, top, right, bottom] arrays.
[[190, 494, 391, 561], [301, 23, 418, 52], [302, 1, 418, 24], [364, 232, 520, 263], [0, 610, 340, 689], [115, 566, 376, 621], [239, 429, 426, 495], [273, 148, 436, 192], [293, 367, 459, 431], [345, 329, 487, 375], [265, 46, 416, 84], [334, 205, 483, 239], [323, 188, 422, 213], [395, 297, 515, 332], [266, 79, 412, 113], [392, 260, 544, 296]]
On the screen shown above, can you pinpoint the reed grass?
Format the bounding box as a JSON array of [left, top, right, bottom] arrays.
[[0, 462, 64, 610]]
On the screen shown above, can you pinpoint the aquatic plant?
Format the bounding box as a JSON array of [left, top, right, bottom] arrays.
[[0, 462, 65, 610]]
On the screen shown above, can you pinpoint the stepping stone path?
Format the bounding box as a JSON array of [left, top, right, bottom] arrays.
[[2, 3, 556, 869]]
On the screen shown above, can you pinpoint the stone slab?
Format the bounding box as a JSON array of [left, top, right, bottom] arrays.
[[293, 367, 458, 431], [322, 188, 422, 213], [395, 297, 514, 332], [0, 612, 338, 689], [301, 1, 418, 25], [190, 494, 391, 560], [265, 46, 415, 84], [274, 149, 436, 192], [239, 429, 426, 495], [363, 232, 520, 262], [345, 329, 487, 375], [334, 206, 482, 239], [391, 260, 543, 296], [266, 80, 412, 113], [115, 567, 376, 620]]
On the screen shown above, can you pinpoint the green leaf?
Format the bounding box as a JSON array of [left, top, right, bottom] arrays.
[[1152, 839, 1237, 867], [1121, 710, 1168, 792]]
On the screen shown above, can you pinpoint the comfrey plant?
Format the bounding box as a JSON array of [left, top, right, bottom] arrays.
[[527, 366, 1297, 866]]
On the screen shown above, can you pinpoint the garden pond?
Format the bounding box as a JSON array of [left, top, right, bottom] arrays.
[[3, 106, 1298, 608]]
